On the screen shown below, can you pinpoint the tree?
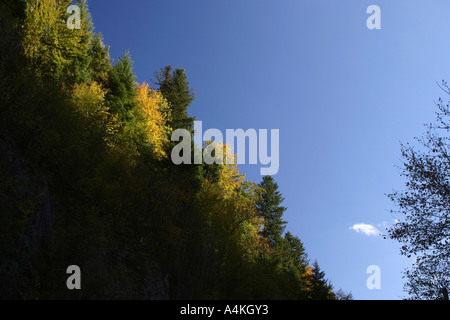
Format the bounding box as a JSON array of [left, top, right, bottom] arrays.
[[0, 0, 27, 25], [196, 145, 265, 258], [134, 83, 172, 159], [278, 232, 308, 277], [65, 0, 95, 85], [22, 0, 92, 86], [304, 260, 335, 300], [105, 52, 137, 121], [2, 0, 349, 300], [271, 231, 309, 299], [155, 66, 195, 130], [335, 289, 353, 300], [70, 81, 119, 147], [256, 176, 287, 246], [87, 33, 111, 86], [387, 80, 450, 300]]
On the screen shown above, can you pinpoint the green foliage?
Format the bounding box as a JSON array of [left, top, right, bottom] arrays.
[[87, 33, 112, 86], [0, 0, 342, 300], [155, 66, 196, 130], [256, 176, 287, 245], [305, 260, 335, 300], [22, 0, 93, 86], [105, 52, 137, 121], [277, 232, 308, 278]]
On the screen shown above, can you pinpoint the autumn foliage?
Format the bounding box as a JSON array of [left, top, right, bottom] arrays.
[[0, 0, 339, 299]]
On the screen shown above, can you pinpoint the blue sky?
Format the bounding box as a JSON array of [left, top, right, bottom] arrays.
[[87, 0, 450, 299]]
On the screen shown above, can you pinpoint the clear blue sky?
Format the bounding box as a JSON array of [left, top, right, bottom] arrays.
[[87, 0, 450, 299]]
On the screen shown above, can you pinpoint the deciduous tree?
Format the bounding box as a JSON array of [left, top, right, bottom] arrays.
[[134, 83, 172, 159], [388, 80, 450, 300]]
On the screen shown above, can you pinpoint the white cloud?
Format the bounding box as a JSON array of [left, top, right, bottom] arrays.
[[350, 223, 381, 236]]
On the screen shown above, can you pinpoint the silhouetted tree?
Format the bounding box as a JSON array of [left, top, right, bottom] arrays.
[[256, 176, 287, 246], [306, 260, 335, 300], [154, 66, 195, 131], [335, 288, 353, 300], [388, 80, 450, 300]]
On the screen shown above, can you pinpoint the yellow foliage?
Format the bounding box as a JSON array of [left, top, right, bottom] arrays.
[[72, 81, 106, 115], [71, 81, 119, 144], [22, 0, 91, 81], [217, 145, 243, 196], [302, 265, 314, 291], [197, 148, 268, 262], [135, 83, 172, 159]]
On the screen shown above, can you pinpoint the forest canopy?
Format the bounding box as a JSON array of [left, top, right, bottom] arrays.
[[0, 0, 343, 300]]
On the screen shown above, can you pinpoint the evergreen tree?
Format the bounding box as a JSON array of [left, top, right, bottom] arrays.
[[105, 52, 137, 121], [256, 176, 287, 246], [273, 231, 309, 299], [0, 0, 352, 300], [87, 33, 112, 86], [65, 0, 95, 85], [279, 232, 308, 276], [335, 289, 353, 300], [155, 66, 195, 130], [307, 260, 335, 300]]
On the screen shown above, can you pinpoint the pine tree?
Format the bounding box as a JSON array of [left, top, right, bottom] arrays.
[[1, 0, 352, 300], [155, 66, 195, 130], [279, 232, 308, 275], [87, 33, 111, 86], [105, 52, 137, 121], [256, 176, 287, 246], [306, 260, 335, 300], [65, 0, 94, 85]]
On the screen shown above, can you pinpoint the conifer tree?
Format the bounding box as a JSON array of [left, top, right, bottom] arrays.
[[155, 66, 195, 130], [105, 52, 137, 121], [306, 260, 335, 300], [279, 232, 308, 276], [256, 176, 287, 246], [0, 0, 352, 300], [87, 33, 112, 86]]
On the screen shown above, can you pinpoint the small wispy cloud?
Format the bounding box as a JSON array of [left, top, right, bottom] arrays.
[[349, 223, 381, 236]]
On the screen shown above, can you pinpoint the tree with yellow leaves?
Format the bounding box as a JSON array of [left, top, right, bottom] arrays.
[[71, 81, 119, 146], [22, 0, 92, 85], [134, 83, 172, 159], [196, 143, 269, 263]]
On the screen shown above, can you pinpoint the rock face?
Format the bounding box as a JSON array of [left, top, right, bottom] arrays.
[[0, 138, 55, 299], [143, 263, 170, 300], [0, 138, 172, 299]]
